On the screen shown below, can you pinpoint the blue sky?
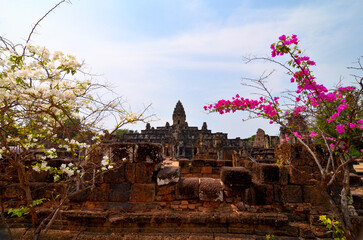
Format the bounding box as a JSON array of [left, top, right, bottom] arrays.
[[1, 0, 362, 138]]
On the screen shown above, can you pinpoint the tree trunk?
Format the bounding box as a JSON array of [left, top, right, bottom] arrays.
[[340, 166, 354, 239], [17, 164, 38, 226]]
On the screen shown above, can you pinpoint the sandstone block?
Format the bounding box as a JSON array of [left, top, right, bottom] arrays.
[[181, 168, 190, 174], [155, 194, 175, 202], [257, 164, 280, 183], [199, 178, 223, 202], [28, 169, 49, 182], [103, 164, 126, 184], [130, 183, 155, 202], [279, 166, 289, 185], [175, 177, 199, 199], [289, 166, 312, 185], [217, 160, 233, 167], [212, 167, 220, 175], [157, 166, 181, 186], [273, 185, 282, 203], [303, 185, 329, 204], [125, 163, 136, 183], [109, 184, 130, 202], [157, 184, 176, 196], [190, 166, 202, 174], [101, 202, 134, 211], [281, 185, 302, 203], [244, 184, 273, 205], [4, 184, 24, 199], [87, 184, 110, 201], [201, 166, 213, 174], [179, 159, 191, 168], [220, 167, 252, 187], [192, 159, 205, 167], [135, 162, 155, 183], [205, 159, 218, 167]]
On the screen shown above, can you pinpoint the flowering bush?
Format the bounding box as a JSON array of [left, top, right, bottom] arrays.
[[205, 35, 362, 237], [0, 36, 148, 237]]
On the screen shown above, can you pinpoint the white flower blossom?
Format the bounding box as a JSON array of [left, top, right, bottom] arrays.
[[33, 165, 40, 172]]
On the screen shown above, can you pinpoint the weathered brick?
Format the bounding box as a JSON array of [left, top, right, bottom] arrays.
[[155, 194, 175, 202], [279, 166, 289, 185], [303, 185, 330, 204], [157, 184, 176, 196], [103, 164, 126, 184], [289, 166, 312, 185], [192, 159, 205, 167], [109, 184, 130, 202], [217, 160, 233, 167], [190, 166, 202, 174], [101, 202, 135, 211], [179, 159, 191, 168], [28, 169, 49, 182], [125, 163, 136, 183], [258, 164, 280, 183], [201, 166, 213, 174], [199, 178, 223, 202], [205, 160, 218, 167], [220, 167, 252, 187], [281, 185, 302, 203], [130, 183, 156, 202], [175, 178, 199, 199], [244, 184, 273, 205], [4, 184, 24, 199], [69, 190, 87, 202], [181, 168, 190, 174], [157, 166, 181, 186], [135, 162, 155, 183], [87, 184, 110, 201]]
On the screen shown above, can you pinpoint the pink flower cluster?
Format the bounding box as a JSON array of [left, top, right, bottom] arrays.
[[205, 94, 280, 123], [206, 34, 363, 154], [270, 35, 298, 57]]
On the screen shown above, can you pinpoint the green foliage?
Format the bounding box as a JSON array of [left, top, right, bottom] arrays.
[[113, 129, 138, 138], [30, 198, 49, 207], [319, 215, 346, 240], [8, 207, 29, 217], [7, 198, 49, 218], [265, 234, 276, 240]]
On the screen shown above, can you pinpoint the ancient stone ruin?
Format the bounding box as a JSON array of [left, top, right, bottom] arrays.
[[119, 101, 279, 160], [1, 142, 362, 239]]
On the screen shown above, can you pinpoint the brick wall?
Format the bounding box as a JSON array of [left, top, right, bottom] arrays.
[[1, 142, 362, 239]]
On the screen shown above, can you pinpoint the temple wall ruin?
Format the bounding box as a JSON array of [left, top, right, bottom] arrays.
[[1, 142, 362, 239]]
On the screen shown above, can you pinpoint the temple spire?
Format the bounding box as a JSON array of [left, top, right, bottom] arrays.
[[172, 100, 186, 125]]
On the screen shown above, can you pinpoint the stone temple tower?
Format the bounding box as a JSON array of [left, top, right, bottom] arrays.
[[172, 100, 186, 126]]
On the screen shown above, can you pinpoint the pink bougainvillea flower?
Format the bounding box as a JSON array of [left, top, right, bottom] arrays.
[[279, 35, 286, 41], [336, 124, 345, 134], [293, 132, 302, 138], [309, 131, 317, 137], [337, 104, 348, 113], [327, 112, 339, 123]]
